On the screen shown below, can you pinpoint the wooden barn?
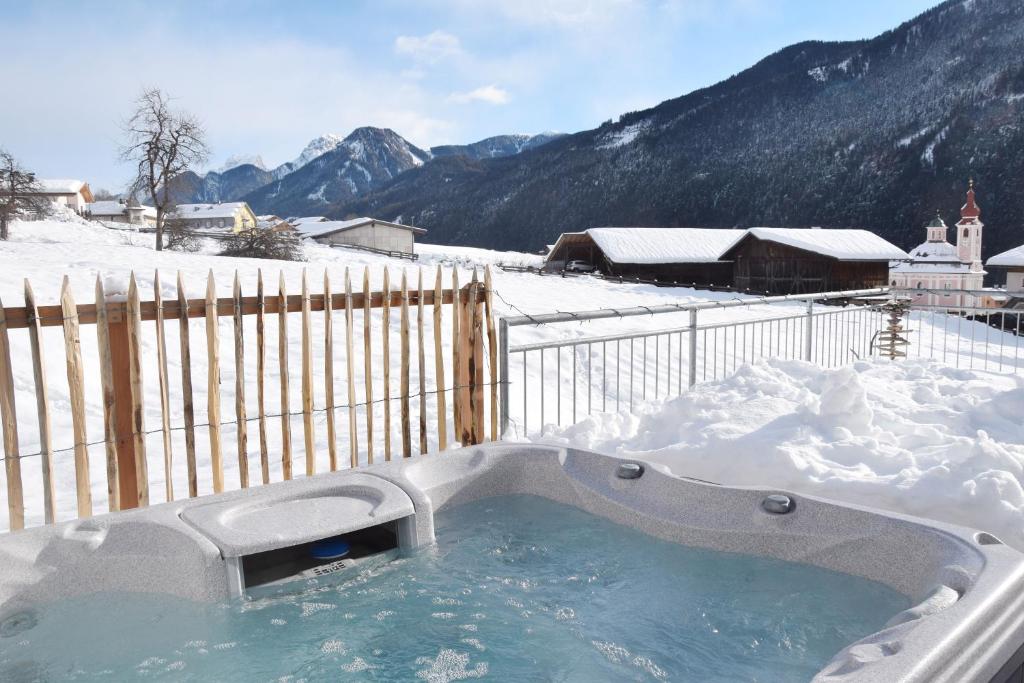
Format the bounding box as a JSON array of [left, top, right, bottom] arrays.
[[544, 227, 744, 286], [723, 228, 907, 294]]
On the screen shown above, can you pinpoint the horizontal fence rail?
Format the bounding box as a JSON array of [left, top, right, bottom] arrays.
[[499, 287, 1023, 439], [0, 266, 499, 532]]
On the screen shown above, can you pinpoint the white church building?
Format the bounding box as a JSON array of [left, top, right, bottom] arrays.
[[889, 181, 985, 309]]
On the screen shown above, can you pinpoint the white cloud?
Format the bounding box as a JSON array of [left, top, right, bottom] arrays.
[[448, 85, 511, 105], [394, 30, 463, 64]]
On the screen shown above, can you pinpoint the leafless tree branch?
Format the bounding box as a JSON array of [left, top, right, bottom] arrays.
[[120, 88, 209, 251]]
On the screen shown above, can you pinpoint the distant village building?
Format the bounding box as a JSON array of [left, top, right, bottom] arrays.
[[86, 198, 157, 226], [257, 214, 294, 232], [889, 182, 986, 308], [544, 228, 743, 285], [723, 228, 907, 294], [171, 202, 257, 232], [288, 216, 329, 228], [987, 244, 1024, 293], [32, 179, 94, 214], [300, 217, 426, 254]]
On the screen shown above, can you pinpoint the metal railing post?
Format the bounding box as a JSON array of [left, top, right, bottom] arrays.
[[804, 299, 814, 362], [499, 317, 510, 437], [688, 308, 698, 387]]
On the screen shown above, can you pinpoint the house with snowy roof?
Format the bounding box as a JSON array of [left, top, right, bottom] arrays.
[[889, 181, 987, 309], [30, 179, 94, 214], [722, 227, 907, 294], [170, 202, 257, 232], [86, 198, 157, 227], [987, 244, 1024, 294], [300, 217, 426, 255], [257, 215, 294, 232], [544, 227, 744, 285]]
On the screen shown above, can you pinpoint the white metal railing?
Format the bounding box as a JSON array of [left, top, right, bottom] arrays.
[[498, 287, 1023, 438]]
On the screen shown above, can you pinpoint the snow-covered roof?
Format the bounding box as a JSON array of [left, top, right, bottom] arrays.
[[889, 239, 968, 274], [173, 202, 251, 220], [988, 244, 1024, 268], [86, 200, 157, 219], [574, 227, 746, 264], [301, 217, 427, 238], [290, 216, 329, 225], [86, 200, 128, 216], [743, 227, 908, 261], [37, 179, 86, 194]]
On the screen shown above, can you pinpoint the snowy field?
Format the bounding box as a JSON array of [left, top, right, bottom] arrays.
[[1, 214, 1023, 551]]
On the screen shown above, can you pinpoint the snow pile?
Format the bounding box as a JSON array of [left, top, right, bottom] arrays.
[[539, 359, 1024, 550]]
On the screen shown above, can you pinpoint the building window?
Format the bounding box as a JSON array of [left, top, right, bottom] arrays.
[[963, 228, 969, 238], [916, 281, 923, 289], [891, 280, 897, 286]]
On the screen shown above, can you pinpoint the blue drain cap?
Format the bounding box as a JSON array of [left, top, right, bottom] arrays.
[[310, 537, 351, 560]]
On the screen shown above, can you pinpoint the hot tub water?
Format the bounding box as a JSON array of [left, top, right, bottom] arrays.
[[0, 495, 910, 681]]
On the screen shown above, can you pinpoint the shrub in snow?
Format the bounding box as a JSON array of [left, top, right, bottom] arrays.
[[163, 218, 202, 252], [219, 228, 304, 261]]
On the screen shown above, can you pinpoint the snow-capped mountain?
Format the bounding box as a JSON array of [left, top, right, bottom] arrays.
[[243, 127, 431, 216], [270, 134, 346, 180], [214, 154, 266, 174], [170, 163, 274, 205], [335, 0, 1024, 258], [430, 133, 565, 161], [171, 135, 345, 204]]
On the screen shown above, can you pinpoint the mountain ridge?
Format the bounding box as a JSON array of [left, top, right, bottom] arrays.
[[331, 0, 1024, 260]]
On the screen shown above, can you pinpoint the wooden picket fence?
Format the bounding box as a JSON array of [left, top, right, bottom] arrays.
[[0, 265, 498, 532]]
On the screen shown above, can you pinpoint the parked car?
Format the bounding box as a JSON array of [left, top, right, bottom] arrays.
[[565, 260, 596, 273]]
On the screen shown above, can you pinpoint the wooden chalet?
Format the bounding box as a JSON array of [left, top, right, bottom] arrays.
[[722, 228, 908, 294], [544, 227, 744, 286]]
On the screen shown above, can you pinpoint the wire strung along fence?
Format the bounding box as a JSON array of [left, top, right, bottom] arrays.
[[895, 288, 1024, 373], [498, 286, 1024, 439], [498, 289, 891, 439], [0, 265, 500, 532]]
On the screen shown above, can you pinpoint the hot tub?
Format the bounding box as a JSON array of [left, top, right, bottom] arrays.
[[0, 444, 1022, 681]]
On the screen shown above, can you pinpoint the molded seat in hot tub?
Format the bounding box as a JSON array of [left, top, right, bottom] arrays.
[[180, 473, 415, 559]]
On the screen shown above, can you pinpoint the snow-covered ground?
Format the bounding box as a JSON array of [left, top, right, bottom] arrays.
[[1, 215, 1022, 550]]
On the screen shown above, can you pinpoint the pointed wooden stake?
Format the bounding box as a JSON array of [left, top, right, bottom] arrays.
[[176, 272, 198, 497], [205, 270, 223, 493], [432, 266, 447, 451], [57, 277, 92, 517]]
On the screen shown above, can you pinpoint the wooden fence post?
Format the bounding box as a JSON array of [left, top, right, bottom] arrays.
[[106, 285, 142, 509]]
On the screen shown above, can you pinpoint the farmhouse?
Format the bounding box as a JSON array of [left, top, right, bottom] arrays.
[[301, 217, 426, 254], [722, 227, 907, 294], [32, 179, 94, 214], [988, 244, 1024, 293], [171, 202, 257, 232], [85, 198, 157, 226], [544, 227, 744, 285]]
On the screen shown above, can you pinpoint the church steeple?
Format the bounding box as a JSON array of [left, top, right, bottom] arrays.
[[960, 178, 981, 221], [956, 178, 984, 271]]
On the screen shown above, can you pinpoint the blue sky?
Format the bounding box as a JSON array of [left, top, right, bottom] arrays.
[[1, 0, 940, 190]]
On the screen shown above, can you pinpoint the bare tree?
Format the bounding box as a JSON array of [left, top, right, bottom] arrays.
[[91, 188, 118, 201], [121, 88, 209, 251], [0, 148, 50, 240]]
